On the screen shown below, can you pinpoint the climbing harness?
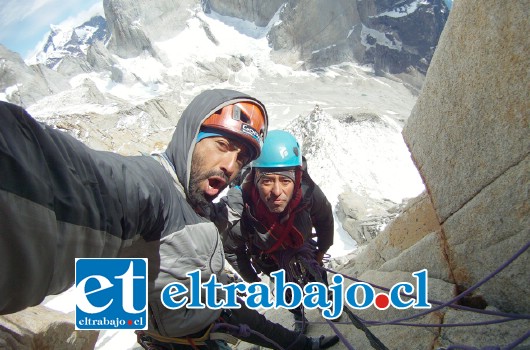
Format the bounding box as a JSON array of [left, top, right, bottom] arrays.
[[135, 324, 237, 350]]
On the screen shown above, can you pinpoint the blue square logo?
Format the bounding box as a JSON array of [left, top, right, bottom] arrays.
[[75, 258, 148, 330]]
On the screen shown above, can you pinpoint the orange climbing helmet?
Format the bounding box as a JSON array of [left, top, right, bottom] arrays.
[[200, 101, 268, 160]]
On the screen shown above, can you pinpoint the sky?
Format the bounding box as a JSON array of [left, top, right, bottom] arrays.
[[0, 0, 102, 59]]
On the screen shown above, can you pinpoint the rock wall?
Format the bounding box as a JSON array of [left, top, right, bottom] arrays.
[[330, 1, 529, 348], [341, 192, 443, 278], [203, 0, 285, 26], [336, 190, 400, 246], [0, 305, 98, 349], [267, 0, 448, 78], [199, 0, 448, 82], [0, 45, 70, 108], [103, 0, 197, 58], [402, 0, 529, 314]]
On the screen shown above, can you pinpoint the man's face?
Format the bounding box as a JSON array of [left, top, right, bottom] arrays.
[[256, 174, 295, 213], [189, 136, 251, 208]]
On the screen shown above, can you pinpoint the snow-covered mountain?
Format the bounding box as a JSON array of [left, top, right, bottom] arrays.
[[16, 0, 447, 100], [287, 106, 424, 205], [0, 0, 450, 113], [205, 0, 449, 86], [27, 15, 109, 70]]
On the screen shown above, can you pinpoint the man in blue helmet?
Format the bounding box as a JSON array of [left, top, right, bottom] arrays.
[[224, 130, 335, 334], [0, 91, 338, 350]]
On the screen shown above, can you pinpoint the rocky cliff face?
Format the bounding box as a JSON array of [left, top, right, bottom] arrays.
[[321, 1, 530, 348], [205, 0, 448, 84], [0, 45, 70, 108], [0, 305, 98, 350], [367, 0, 448, 76], [203, 0, 285, 26], [402, 0, 529, 315], [102, 0, 197, 58]]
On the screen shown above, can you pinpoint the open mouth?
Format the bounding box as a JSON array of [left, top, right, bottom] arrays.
[[205, 176, 227, 197]]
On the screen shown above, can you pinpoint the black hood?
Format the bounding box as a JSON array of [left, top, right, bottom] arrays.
[[164, 89, 268, 193]]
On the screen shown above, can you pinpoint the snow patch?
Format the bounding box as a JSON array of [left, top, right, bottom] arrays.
[[361, 24, 402, 51], [373, 0, 429, 18], [287, 107, 424, 205]]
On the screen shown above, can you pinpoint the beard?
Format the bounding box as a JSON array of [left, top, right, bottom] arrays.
[[188, 159, 229, 211]]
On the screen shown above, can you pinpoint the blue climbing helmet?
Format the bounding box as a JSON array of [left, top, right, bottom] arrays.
[[251, 130, 302, 169]]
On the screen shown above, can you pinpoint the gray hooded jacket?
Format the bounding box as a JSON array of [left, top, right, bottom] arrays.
[[0, 89, 266, 337]]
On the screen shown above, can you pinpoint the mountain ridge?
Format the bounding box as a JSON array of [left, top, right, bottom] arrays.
[[16, 0, 447, 96], [28, 15, 109, 69]]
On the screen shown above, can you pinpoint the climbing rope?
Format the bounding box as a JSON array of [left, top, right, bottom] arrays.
[[298, 253, 389, 350], [315, 240, 530, 349], [138, 240, 528, 349], [322, 240, 530, 327]]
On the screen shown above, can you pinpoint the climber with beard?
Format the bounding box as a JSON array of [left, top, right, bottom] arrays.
[[0, 89, 339, 349]]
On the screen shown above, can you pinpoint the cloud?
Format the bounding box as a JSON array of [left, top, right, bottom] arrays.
[[0, 0, 59, 29]]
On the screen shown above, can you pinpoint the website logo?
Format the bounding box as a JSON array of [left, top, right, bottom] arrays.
[[75, 258, 148, 330], [160, 269, 431, 319]]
